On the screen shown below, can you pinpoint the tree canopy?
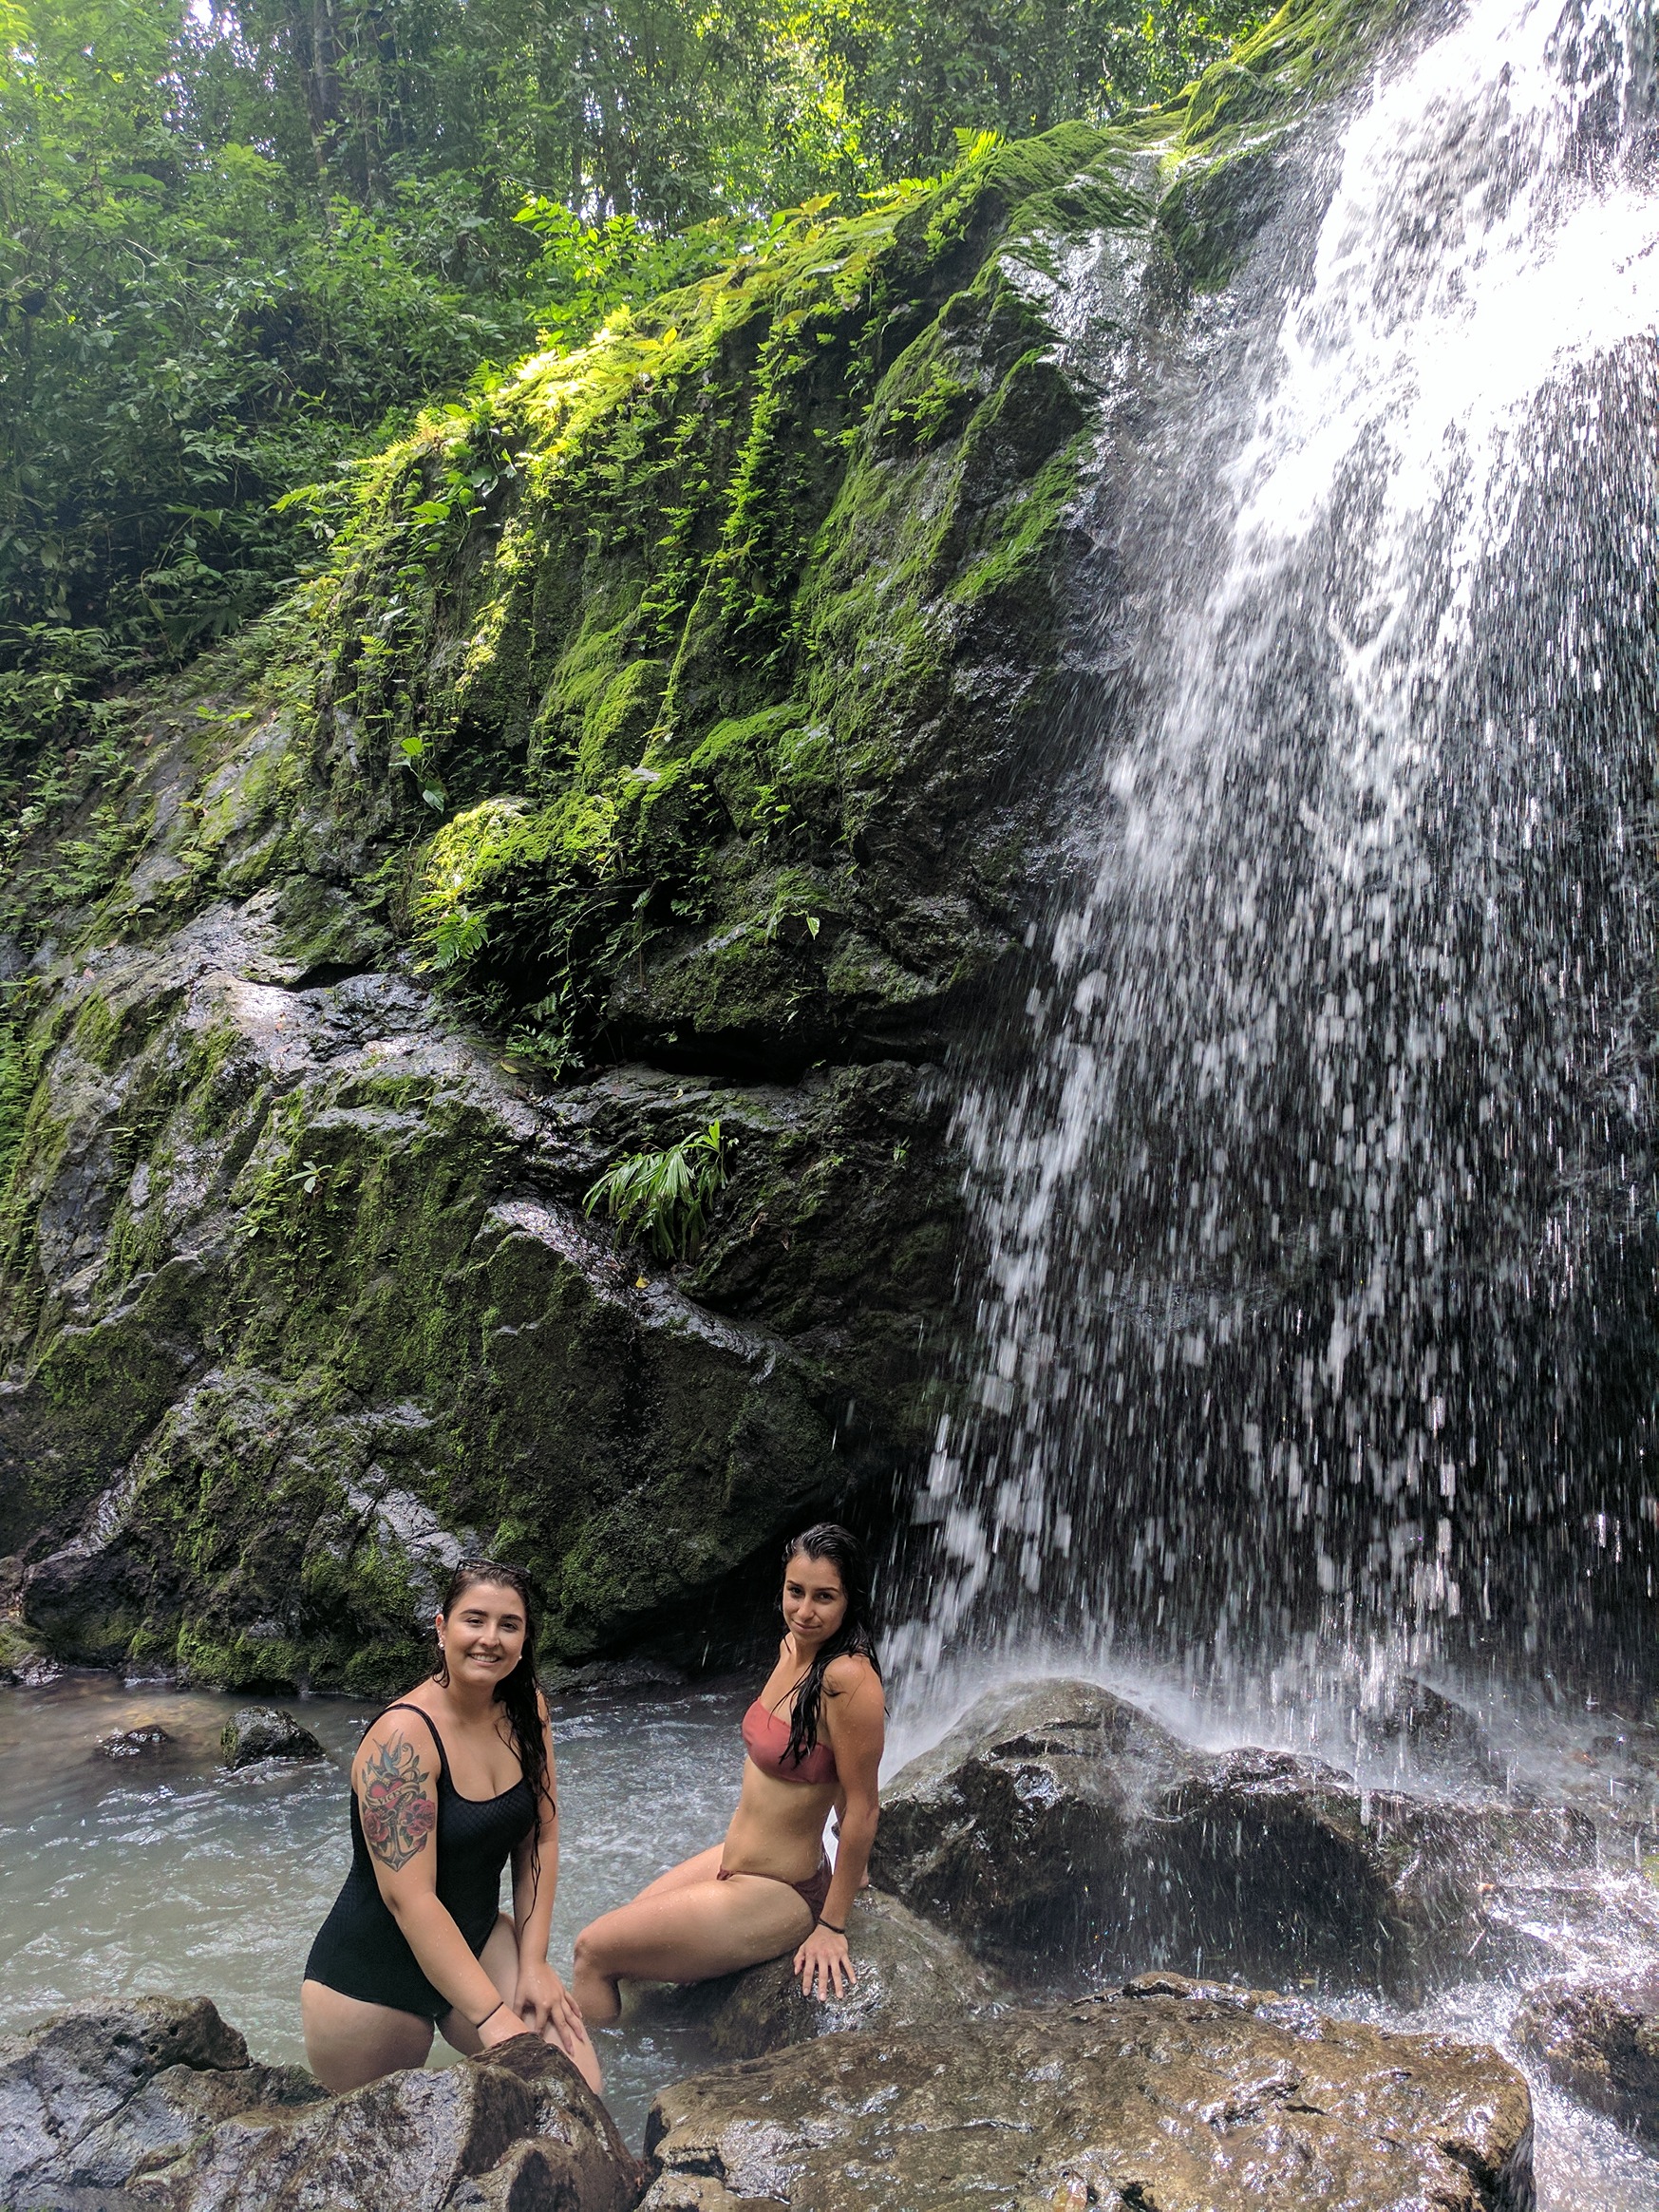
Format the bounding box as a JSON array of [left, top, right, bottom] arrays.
[[0, 0, 1262, 749]]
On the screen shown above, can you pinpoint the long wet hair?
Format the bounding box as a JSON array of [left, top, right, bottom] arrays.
[[432, 1560, 552, 1879], [781, 1522, 883, 1770]]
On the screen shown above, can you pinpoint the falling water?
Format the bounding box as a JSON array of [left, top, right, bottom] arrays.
[[901, 0, 1659, 1699]]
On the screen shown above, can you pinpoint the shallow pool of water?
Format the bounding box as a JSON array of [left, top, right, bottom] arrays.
[[6, 1670, 1659, 2201], [0, 1673, 748, 2147]]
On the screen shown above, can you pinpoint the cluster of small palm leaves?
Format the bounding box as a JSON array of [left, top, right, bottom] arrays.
[[582, 1121, 730, 1260]]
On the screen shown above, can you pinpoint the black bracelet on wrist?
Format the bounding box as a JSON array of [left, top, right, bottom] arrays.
[[473, 1999, 504, 2030], [817, 1919, 846, 1935]]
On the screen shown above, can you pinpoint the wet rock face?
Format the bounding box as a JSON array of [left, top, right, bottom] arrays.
[[1514, 1977, 1659, 2140], [0, 128, 1141, 1692], [870, 1677, 1595, 1997], [640, 1974, 1536, 2212], [627, 1886, 1007, 2061], [1, 895, 953, 1690], [0, 1995, 276, 2204], [217, 1706, 323, 1768], [0, 1996, 641, 2212]]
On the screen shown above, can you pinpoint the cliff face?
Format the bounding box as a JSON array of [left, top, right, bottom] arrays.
[[0, 3, 1381, 1691]]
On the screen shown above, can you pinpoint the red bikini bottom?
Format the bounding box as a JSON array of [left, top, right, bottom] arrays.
[[717, 1856, 832, 1916]]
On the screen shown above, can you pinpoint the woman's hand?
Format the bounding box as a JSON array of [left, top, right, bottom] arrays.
[[794, 1920, 856, 2000], [514, 1956, 588, 2049]]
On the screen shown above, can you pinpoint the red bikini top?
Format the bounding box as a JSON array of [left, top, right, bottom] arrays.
[[742, 1696, 838, 1786]]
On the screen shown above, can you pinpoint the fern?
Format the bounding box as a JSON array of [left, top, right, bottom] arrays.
[[583, 1120, 730, 1260]]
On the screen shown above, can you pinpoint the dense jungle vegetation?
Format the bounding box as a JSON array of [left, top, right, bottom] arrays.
[[0, 0, 1263, 777]]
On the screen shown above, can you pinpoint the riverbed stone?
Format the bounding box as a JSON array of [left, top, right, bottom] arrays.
[[46, 2060, 324, 2198], [627, 1886, 1008, 2060], [0, 1996, 251, 2203], [156, 2036, 642, 2212], [217, 1706, 324, 1768], [1514, 1976, 1659, 2139], [640, 1972, 1536, 2211], [97, 1725, 174, 1758], [869, 1676, 1595, 1996], [0, 1616, 60, 1685], [0, 1998, 642, 2212]]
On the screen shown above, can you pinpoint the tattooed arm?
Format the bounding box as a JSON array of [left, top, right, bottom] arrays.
[[352, 1716, 521, 2043]]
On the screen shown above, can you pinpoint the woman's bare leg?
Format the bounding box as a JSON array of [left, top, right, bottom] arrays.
[[573, 1871, 813, 2024], [439, 1915, 603, 2096], [301, 1978, 433, 2092], [633, 1843, 726, 1900]]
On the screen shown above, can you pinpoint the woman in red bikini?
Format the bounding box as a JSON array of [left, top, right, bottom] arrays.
[[571, 1523, 884, 2013]]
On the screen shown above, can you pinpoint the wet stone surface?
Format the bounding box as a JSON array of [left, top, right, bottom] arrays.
[[217, 1708, 324, 1769], [640, 1973, 1536, 2211], [626, 1886, 1007, 2062], [0, 1995, 642, 2212], [1515, 1977, 1659, 2145], [871, 1676, 1596, 1998], [96, 1725, 174, 1759]]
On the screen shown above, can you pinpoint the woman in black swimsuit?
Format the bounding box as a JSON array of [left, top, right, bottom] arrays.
[[301, 1560, 599, 2093], [572, 1524, 883, 2021]]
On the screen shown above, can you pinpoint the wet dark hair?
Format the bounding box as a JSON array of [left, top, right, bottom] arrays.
[[780, 1523, 882, 1771], [433, 1559, 552, 1887]]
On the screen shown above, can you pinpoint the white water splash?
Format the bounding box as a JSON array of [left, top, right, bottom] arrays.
[[899, 0, 1659, 1692]]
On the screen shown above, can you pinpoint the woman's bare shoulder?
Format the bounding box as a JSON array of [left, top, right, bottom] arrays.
[[824, 1651, 882, 1697], [351, 1696, 440, 1779]]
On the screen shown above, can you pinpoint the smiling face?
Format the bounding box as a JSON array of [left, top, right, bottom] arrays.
[[782, 1551, 849, 1653], [435, 1579, 527, 1692]]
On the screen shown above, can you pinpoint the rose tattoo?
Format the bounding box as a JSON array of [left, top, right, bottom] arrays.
[[359, 1732, 437, 1870]]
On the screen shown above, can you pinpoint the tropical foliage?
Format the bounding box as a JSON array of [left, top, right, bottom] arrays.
[[584, 1121, 731, 1259], [0, 0, 1264, 757]]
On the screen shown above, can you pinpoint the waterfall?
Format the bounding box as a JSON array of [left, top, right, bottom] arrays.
[[899, 0, 1659, 1702]]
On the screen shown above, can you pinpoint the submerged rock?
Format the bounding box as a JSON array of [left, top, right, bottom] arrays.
[[640, 1972, 1535, 2211], [543, 1656, 688, 1696], [0, 1995, 641, 2212], [1514, 1976, 1659, 2140], [627, 1886, 1007, 2060], [217, 1707, 324, 1768], [96, 1724, 174, 1758], [870, 1677, 1594, 1997]]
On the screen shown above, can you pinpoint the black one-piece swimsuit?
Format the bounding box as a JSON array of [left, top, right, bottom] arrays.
[[305, 1702, 538, 2020]]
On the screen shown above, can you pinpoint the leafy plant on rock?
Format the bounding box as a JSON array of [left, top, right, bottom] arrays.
[[583, 1121, 730, 1260]]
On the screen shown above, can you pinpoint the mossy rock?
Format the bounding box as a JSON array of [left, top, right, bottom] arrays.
[[0, 17, 1411, 1677]]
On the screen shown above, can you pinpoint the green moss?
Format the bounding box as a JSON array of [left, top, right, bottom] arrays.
[[1153, 0, 1406, 287], [0, 1618, 51, 1678], [177, 1620, 303, 1694], [259, 123, 1149, 1071], [1180, 0, 1401, 151]]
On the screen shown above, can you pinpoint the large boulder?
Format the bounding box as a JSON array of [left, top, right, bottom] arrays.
[[156, 2035, 641, 2212], [870, 1677, 1594, 1997], [1514, 1976, 1659, 2140], [0, 1996, 641, 2212], [627, 1886, 1008, 2061], [640, 1972, 1536, 2211], [0, 1995, 296, 2205]]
